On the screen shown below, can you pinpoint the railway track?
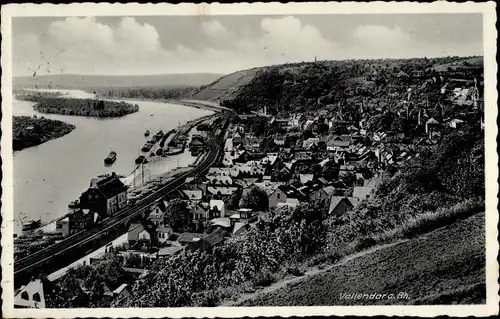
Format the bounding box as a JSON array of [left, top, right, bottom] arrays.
[[14, 111, 230, 284]]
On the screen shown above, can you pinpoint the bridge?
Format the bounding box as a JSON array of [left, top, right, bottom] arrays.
[[14, 110, 231, 287]]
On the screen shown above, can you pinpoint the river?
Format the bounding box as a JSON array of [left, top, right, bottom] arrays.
[[13, 89, 213, 234]]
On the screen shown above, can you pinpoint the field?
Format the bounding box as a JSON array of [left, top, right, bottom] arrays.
[[240, 212, 485, 306]]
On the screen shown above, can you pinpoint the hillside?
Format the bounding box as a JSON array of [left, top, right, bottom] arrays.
[[190, 68, 260, 101], [13, 73, 225, 90], [189, 56, 483, 114], [239, 212, 485, 306]]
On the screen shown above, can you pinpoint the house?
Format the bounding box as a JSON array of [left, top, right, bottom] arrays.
[[299, 174, 314, 185], [353, 186, 376, 201], [228, 208, 256, 227], [233, 132, 243, 145], [311, 186, 336, 202], [55, 216, 70, 237], [284, 198, 301, 208], [14, 279, 45, 308], [327, 135, 352, 151], [113, 284, 131, 298], [302, 138, 320, 150], [196, 228, 226, 251], [209, 199, 226, 218], [224, 138, 234, 152], [148, 201, 167, 226], [79, 172, 128, 217], [268, 185, 303, 209], [67, 208, 96, 235], [190, 202, 208, 221], [233, 178, 259, 188], [328, 196, 354, 216], [189, 135, 205, 155], [207, 186, 238, 199], [128, 223, 153, 247], [158, 245, 184, 257], [177, 232, 206, 246], [206, 175, 233, 186], [373, 132, 388, 142], [274, 136, 286, 146], [156, 225, 173, 244], [181, 187, 203, 200], [448, 118, 465, 129]]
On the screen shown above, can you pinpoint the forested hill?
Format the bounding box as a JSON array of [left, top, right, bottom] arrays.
[[190, 56, 483, 115], [13, 73, 225, 90]]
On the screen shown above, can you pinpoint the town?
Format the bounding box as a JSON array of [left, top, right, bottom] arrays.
[[14, 56, 485, 308]]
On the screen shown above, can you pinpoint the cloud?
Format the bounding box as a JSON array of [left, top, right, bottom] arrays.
[[236, 16, 338, 63], [201, 19, 232, 39], [12, 16, 482, 76], [14, 16, 340, 75]]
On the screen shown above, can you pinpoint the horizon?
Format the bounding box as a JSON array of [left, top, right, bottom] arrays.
[[13, 54, 484, 79], [13, 14, 483, 77]]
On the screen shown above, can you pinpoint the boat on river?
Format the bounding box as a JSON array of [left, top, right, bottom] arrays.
[[104, 151, 117, 165], [21, 219, 41, 232], [135, 155, 147, 164], [144, 130, 150, 137], [68, 199, 80, 209]]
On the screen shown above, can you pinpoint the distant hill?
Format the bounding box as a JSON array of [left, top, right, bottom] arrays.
[[189, 56, 483, 114], [13, 73, 225, 90], [190, 68, 260, 101]]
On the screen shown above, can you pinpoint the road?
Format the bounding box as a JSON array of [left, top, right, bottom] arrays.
[[14, 110, 230, 286]]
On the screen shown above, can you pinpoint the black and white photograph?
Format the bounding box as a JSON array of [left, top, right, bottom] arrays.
[[1, 2, 498, 317]]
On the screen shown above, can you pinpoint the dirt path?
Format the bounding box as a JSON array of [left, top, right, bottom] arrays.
[[220, 239, 409, 307]]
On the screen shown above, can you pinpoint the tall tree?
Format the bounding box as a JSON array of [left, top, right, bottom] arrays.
[[239, 186, 269, 211], [163, 199, 192, 232]]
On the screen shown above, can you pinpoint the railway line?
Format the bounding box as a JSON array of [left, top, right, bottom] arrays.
[[14, 110, 230, 286]]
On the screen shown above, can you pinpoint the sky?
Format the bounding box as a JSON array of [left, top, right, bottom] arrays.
[[12, 14, 483, 76]]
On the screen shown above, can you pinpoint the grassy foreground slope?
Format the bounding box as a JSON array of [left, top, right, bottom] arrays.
[[240, 212, 485, 306]]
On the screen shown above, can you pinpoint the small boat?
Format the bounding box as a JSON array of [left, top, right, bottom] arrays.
[[144, 130, 150, 137], [104, 151, 117, 165], [22, 219, 41, 232], [135, 155, 146, 164], [68, 199, 80, 209], [141, 144, 152, 152]]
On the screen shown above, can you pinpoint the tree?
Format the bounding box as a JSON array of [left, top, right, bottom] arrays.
[[227, 187, 243, 210], [239, 186, 269, 211], [163, 199, 192, 232], [322, 160, 339, 181]]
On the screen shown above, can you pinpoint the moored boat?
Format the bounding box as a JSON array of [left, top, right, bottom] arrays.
[[135, 155, 146, 164], [141, 143, 153, 152], [21, 219, 41, 232], [68, 199, 80, 209], [104, 151, 117, 164], [144, 130, 150, 137]]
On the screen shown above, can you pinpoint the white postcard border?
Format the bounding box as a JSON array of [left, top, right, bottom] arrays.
[[1, 2, 498, 318]]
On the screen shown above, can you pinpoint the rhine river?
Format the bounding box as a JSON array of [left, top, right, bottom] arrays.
[[13, 89, 213, 234]]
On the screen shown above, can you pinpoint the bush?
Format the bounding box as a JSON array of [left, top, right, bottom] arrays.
[[286, 266, 305, 277], [253, 270, 276, 287]]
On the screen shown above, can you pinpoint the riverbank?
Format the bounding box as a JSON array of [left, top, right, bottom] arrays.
[[13, 116, 76, 151], [16, 93, 139, 117], [101, 95, 230, 113], [13, 91, 213, 235]]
